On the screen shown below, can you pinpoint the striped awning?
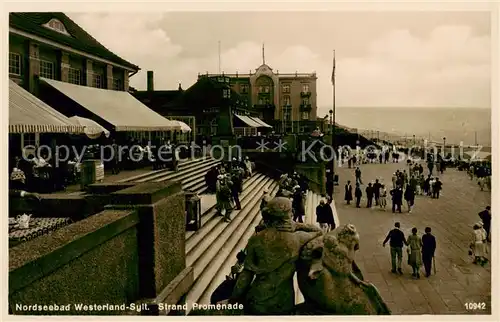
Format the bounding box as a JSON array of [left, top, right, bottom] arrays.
[[248, 116, 273, 128], [9, 80, 85, 134], [41, 78, 181, 132], [234, 114, 262, 128]]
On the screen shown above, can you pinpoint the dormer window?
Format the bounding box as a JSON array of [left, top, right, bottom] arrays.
[[43, 18, 70, 36]]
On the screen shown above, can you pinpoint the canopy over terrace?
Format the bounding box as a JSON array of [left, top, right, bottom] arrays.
[[9, 80, 84, 134], [41, 78, 180, 132]]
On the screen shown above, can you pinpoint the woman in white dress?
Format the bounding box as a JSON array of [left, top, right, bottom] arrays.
[[470, 222, 488, 266], [379, 184, 387, 210]]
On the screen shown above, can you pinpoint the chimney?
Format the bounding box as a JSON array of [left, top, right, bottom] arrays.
[[147, 71, 154, 91]]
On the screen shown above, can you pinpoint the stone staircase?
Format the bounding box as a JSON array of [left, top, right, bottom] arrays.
[[120, 157, 339, 314]]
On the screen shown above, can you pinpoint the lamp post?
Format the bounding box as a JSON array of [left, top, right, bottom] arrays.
[[443, 137, 446, 158], [329, 109, 334, 193]]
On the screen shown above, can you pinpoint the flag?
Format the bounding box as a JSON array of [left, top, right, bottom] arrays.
[[331, 50, 336, 86]]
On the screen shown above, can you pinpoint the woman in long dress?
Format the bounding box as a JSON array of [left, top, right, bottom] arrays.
[[379, 184, 387, 210], [471, 223, 488, 265], [344, 180, 353, 205], [407, 227, 423, 278]]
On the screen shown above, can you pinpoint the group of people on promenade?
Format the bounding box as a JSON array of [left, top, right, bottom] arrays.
[[382, 222, 436, 278], [276, 172, 310, 223], [344, 161, 444, 214], [209, 157, 254, 222]]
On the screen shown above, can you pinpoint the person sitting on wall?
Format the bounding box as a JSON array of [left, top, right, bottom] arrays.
[[9, 167, 41, 200]]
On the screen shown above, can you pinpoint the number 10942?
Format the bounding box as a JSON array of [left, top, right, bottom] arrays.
[[465, 302, 486, 310]]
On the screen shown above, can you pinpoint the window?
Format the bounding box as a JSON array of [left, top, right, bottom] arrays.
[[302, 111, 310, 120], [9, 52, 21, 75], [283, 110, 291, 121], [44, 18, 70, 35], [282, 84, 290, 93], [222, 89, 231, 98], [39, 60, 54, 79], [68, 67, 81, 85], [112, 78, 122, 90], [264, 86, 270, 93], [258, 86, 264, 93], [302, 97, 310, 105], [240, 84, 248, 93], [21, 133, 39, 157], [283, 95, 291, 105], [92, 73, 103, 88], [258, 99, 263, 105], [302, 84, 310, 93]]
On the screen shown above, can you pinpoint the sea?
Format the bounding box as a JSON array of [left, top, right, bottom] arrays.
[[329, 107, 492, 148]]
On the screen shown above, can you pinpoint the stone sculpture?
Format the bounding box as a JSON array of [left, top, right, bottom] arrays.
[[296, 224, 391, 315], [230, 197, 322, 315]]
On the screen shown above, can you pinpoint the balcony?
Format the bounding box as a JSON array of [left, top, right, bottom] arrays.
[[253, 103, 275, 110], [300, 103, 312, 111], [300, 91, 312, 97]]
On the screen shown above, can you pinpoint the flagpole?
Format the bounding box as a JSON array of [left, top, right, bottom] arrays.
[[218, 41, 221, 74], [332, 50, 336, 193]]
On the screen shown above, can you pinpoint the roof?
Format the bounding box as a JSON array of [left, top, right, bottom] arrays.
[[9, 80, 85, 134], [133, 90, 183, 111], [9, 12, 139, 70], [170, 77, 246, 110], [41, 78, 180, 132]]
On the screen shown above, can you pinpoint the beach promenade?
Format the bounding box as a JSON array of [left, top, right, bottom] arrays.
[[333, 160, 492, 314]]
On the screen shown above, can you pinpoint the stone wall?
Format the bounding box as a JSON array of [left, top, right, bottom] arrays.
[[9, 209, 141, 315], [9, 181, 192, 315]]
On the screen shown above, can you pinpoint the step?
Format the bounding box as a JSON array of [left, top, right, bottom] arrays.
[[117, 158, 207, 183], [185, 174, 267, 261], [196, 184, 280, 305], [153, 160, 220, 183], [186, 177, 274, 278], [184, 179, 276, 310], [185, 174, 263, 241]]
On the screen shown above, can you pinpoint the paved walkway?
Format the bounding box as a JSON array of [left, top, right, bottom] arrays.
[[333, 161, 491, 315]]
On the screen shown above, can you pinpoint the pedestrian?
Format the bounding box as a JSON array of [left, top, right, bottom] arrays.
[[379, 184, 387, 210], [230, 167, 243, 210], [373, 179, 381, 206], [390, 185, 403, 213], [382, 222, 408, 274], [260, 189, 271, 210], [404, 184, 415, 213], [478, 206, 491, 242], [344, 180, 353, 205], [365, 183, 374, 208], [216, 174, 233, 222], [355, 183, 362, 208], [355, 167, 362, 185], [316, 199, 335, 232], [292, 186, 305, 223], [424, 175, 431, 196], [407, 227, 422, 279], [326, 171, 334, 200], [391, 172, 397, 188], [432, 178, 443, 199], [470, 223, 488, 266], [421, 227, 436, 278]]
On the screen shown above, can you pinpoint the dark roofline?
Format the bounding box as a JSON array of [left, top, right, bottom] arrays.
[[9, 12, 139, 71]]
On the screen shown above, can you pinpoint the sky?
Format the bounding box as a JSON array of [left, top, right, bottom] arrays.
[[67, 11, 491, 115]]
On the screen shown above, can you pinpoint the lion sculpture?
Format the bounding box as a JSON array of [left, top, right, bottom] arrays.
[[296, 224, 391, 315]]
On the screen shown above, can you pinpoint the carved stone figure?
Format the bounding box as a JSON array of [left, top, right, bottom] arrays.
[[296, 224, 391, 315], [230, 197, 322, 315]]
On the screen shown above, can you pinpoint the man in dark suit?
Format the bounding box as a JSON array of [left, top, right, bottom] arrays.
[[390, 185, 403, 213], [373, 179, 382, 206], [478, 206, 491, 242], [421, 227, 437, 277]]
